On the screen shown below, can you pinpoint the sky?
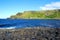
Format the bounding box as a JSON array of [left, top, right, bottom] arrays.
[[0, 0, 60, 18]]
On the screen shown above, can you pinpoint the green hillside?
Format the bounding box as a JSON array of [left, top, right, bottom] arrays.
[[10, 9, 60, 19]]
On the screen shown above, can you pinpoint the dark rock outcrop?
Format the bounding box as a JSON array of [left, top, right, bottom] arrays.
[[0, 27, 60, 40]]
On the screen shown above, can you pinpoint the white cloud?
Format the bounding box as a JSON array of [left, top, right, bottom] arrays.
[[40, 2, 60, 10]]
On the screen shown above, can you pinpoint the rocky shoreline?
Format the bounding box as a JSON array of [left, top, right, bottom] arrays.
[[0, 27, 60, 40]]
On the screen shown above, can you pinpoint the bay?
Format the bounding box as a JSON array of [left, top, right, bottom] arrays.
[[0, 19, 60, 29]]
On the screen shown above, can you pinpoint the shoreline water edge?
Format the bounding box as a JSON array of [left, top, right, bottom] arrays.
[[0, 19, 60, 40]]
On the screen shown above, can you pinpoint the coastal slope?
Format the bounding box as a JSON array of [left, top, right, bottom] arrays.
[[10, 9, 60, 19]]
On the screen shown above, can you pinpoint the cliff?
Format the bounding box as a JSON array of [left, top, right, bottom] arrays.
[[10, 9, 60, 19]]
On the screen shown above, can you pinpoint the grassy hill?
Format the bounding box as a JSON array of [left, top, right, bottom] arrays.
[[10, 9, 60, 19]]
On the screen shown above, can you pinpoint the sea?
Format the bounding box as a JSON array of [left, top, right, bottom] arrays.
[[0, 19, 60, 29]]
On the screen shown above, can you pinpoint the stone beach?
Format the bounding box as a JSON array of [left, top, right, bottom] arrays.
[[0, 27, 60, 40]]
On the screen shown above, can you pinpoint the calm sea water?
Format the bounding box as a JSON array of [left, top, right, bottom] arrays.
[[0, 19, 60, 29]]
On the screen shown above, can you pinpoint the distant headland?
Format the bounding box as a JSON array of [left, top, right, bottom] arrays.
[[9, 9, 60, 19]]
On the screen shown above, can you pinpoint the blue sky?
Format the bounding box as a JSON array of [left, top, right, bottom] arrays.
[[0, 0, 60, 18]]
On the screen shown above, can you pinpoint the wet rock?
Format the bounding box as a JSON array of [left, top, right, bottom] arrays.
[[0, 27, 60, 40]]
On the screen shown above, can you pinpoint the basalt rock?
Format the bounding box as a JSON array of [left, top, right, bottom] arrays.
[[0, 27, 60, 40]]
